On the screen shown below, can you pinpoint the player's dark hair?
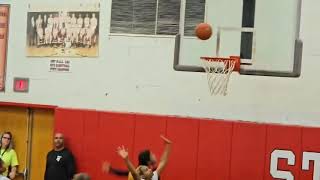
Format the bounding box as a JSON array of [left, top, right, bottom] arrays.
[[138, 149, 151, 166]]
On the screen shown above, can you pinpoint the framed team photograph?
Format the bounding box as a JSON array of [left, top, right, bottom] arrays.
[[26, 3, 100, 57]]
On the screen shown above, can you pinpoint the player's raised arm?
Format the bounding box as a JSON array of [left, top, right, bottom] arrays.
[[156, 135, 172, 175], [102, 161, 129, 176], [117, 146, 140, 180]]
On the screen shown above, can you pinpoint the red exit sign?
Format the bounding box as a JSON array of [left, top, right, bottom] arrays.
[[13, 78, 29, 92]]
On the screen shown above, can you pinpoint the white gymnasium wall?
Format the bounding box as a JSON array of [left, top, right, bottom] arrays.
[[1, 0, 320, 127]]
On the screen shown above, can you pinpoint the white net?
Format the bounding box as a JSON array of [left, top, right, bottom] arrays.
[[201, 57, 236, 96]]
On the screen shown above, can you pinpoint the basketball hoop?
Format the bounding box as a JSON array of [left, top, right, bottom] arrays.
[[200, 56, 240, 96]]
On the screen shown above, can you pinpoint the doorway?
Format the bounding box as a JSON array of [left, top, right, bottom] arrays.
[[0, 106, 54, 180]]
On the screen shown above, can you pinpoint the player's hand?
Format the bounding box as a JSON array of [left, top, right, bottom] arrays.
[[160, 135, 172, 144], [102, 161, 111, 173], [117, 146, 129, 159]]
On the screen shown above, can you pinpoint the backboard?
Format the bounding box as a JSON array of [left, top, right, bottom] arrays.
[[174, 0, 303, 77]]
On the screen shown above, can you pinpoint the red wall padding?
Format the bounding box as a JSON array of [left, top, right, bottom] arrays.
[[230, 122, 267, 180], [81, 110, 100, 179], [98, 112, 136, 180], [55, 108, 85, 170], [133, 114, 167, 167], [197, 120, 233, 180], [54, 108, 320, 180], [300, 127, 320, 180], [264, 125, 302, 180], [162, 117, 199, 180]]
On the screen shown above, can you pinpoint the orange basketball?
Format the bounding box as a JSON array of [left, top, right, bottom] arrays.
[[195, 23, 212, 40]]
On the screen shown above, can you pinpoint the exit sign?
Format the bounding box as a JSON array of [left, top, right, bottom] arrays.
[[13, 78, 29, 92]]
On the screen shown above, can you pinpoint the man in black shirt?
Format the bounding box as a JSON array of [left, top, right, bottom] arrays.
[[44, 133, 76, 180]]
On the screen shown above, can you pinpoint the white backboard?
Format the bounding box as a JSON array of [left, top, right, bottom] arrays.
[[174, 0, 302, 77]]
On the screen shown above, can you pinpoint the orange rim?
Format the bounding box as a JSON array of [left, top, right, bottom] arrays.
[[200, 56, 241, 72]]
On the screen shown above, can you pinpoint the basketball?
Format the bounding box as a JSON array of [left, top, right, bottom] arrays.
[[195, 23, 212, 40]]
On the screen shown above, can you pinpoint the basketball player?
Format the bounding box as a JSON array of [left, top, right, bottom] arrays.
[[76, 14, 84, 45], [44, 24, 52, 45], [84, 28, 93, 47], [103, 149, 158, 178], [64, 30, 72, 55], [106, 135, 171, 180], [58, 11, 65, 30], [43, 14, 47, 29], [78, 26, 86, 46], [29, 16, 36, 46], [77, 14, 83, 29], [35, 14, 43, 32], [52, 24, 59, 45], [59, 23, 67, 45], [70, 13, 77, 28], [64, 34, 72, 51], [53, 14, 59, 30], [36, 14, 44, 46], [90, 13, 98, 46], [70, 13, 77, 46], [90, 13, 97, 31], [47, 14, 53, 29], [64, 13, 71, 30], [84, 14, 90, 29]]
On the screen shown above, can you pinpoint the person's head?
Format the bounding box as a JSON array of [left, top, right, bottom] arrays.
[[53, 133, 65, 150], [136, 165, 153, 180], [73, 173, 90, 180], [138, 150, 157, 168], [0, 132, 13, 149]]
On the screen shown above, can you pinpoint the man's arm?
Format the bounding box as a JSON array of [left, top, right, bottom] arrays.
[[44, 152, 50, 180], [66, 151, 76, 179], [156, 135, 172, 175], [117, 146, 140, 180]]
